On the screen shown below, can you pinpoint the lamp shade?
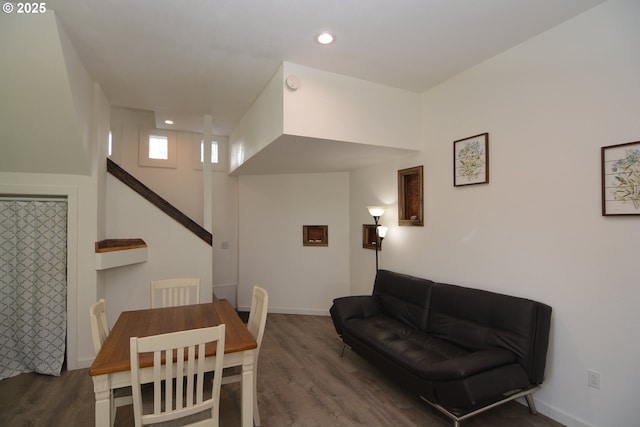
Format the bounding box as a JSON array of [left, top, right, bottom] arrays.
[[367, 206, 386, 218], [377, 225, 388, 238]]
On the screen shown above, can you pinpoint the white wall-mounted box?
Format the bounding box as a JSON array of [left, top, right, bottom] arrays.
[[95, 239, 147, 270]]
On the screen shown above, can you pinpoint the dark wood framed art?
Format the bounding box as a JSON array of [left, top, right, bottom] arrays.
[[398, 165, 423, 226], [302, 225, 328, 246], [601, 140, 640, 216], [454, 133, 489, 186], [362, 224, 382, 250]]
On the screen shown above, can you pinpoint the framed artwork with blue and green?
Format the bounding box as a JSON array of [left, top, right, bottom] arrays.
[[454, 133, 489, 187], [602, 140, 640, 216]]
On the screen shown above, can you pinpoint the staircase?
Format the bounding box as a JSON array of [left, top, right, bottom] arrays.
[[106, 158, 212, 246]]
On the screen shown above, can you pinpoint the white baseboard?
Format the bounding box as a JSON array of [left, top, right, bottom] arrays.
[[517, 396, 593, 427], [213, 283, 237, 306], [213, 283, 237, 289], [75, 357, 94, 370]]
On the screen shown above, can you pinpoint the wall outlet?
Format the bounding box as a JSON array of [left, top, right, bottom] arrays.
[[587, 369, 600, 389]]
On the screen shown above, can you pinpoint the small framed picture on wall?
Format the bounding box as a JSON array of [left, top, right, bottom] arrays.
[[454, 133, 489, 187], [302, 225, 329, 246], [601, 140, 640, 216]]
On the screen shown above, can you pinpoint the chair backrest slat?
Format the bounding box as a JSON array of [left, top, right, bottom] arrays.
[[150, 278, 201, 308]]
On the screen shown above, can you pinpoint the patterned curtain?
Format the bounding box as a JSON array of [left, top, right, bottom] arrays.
[[0, 199, 67, 380]]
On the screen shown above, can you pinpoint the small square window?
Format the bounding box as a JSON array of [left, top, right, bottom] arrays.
[[149, 135, 169, 160], [138, 129, 176, 168]]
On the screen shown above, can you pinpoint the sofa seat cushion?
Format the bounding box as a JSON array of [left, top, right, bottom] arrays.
[[345, 315, 518, 382], [423, 348, 518, 380], [345, 315, 465, 374]]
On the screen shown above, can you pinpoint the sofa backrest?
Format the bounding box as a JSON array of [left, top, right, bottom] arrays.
[[372, 270, 433, 331], [427, 282, 552, 384]]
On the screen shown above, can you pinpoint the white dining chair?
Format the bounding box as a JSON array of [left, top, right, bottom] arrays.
[[222, 286, 268, 427], [150, 277, 201, 308], [129, 325, 226, 427], [89, 299, 133, 427]]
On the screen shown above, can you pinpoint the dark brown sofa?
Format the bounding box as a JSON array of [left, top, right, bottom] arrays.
[[330, 270, 552, 426]]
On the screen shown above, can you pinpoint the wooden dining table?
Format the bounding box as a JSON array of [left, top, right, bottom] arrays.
[[89, 300, 257, 427]]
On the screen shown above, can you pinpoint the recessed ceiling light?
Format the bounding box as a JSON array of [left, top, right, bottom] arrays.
[[164, 120, 174, 125], [316, 32, 335, 45]]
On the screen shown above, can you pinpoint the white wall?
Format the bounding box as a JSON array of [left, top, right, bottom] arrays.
[[110, 107, 215, 226], [230, 61, 421, 174], [104, 175, 213, 317], [349, 163, 401, 292], [229, 65, 285, 173], [282, 62, 420, 150], [0, 11, 91, 175], [58, 13, 94, 164], [109, 107, 239, 305], [349, 1, 640, 426], [238, 172, 350, 314], [211, 171, 239, 305]]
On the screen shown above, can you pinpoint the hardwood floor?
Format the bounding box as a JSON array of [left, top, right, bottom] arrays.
[[0, 313, 564, 427]]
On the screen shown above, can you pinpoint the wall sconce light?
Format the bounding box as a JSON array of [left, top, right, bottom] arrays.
[[367, 206, 386, 271]]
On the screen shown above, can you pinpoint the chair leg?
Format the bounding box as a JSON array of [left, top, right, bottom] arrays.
[[110, 396, 116, 427], [253, 378, 261, 426]]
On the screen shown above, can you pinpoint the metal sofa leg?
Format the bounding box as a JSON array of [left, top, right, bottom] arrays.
[[336, 335, 348, 357], [420, 386, 541, 427], [525, 394, 538, 415]]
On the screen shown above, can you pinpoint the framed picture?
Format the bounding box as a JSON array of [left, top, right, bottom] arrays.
[[362, 224, 382, 250], [397, 165, 424, 226], [454, 133, 489, 186], [302, 225, 328, 246], [602, 140, 640, 216]]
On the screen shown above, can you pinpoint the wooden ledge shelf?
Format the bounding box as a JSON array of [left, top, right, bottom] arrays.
[[95, 238, 147, 253], [95, 238, 148, 270]]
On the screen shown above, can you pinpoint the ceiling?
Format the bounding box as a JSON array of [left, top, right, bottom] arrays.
[[44, 0, 604, 174]]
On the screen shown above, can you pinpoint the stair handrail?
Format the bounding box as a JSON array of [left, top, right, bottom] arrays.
[[106, 158, 212, 246]]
